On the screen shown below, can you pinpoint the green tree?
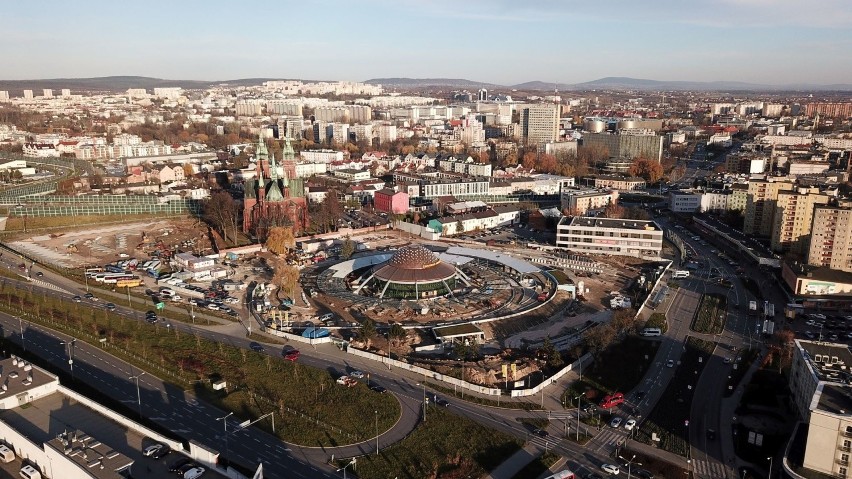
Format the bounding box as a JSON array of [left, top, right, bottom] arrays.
[[539, 337, 564, 369], [359, 318, 377, 349], [388, 323, 407, 347], [340, 237, 355, 260]]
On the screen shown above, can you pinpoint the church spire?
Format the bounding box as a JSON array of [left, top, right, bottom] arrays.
[[269, 152, 279, 180]]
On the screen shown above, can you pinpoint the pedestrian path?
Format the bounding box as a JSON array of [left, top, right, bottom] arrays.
[[587, 427, 628, 454], [692, 458, 728, 478]]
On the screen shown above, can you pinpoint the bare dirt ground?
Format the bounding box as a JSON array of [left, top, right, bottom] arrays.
[[9, 218, 213, 268]]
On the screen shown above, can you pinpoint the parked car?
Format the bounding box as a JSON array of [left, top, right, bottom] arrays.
[[601, 464, 620, 475], [105, 303, 116, 311], [152, 444, 171, 459], [666, 359, 675, 368], [249, 342, 264, 352], [142, 443, 166, 457], [72, 295, 82, 303], [183, 467, 206, 479], [610, 416, 623, 428], [168, 457, 193, 473], [624, 418, 636, 431], [350, 370, 365, 379]]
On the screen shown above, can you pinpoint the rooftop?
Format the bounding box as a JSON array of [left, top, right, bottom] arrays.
[[0, 357, 58, 405], [566, 217, 660, 231], [816, 384, 852, 416], [47, 430, 133, 479]]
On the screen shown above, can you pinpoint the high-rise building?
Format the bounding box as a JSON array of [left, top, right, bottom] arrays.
[[42, 89, 53, 99], [770, 187, 829, 254], [0, 91, 8, 101], [583, 129, 664, 162], [520, 104, 560, 146], [805, 103, 852, 118], [61, 89, 71, 97], [743, 178, 795, 237], [23, 90, 33, 100], [478, 89, 488, 101], [808, 202, 852, 272]]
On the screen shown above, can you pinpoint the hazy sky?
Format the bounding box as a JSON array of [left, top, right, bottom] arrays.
[[3, 0, 852, 85]]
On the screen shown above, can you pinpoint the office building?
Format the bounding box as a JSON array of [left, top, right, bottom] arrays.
[[809, 203, 852, 272], [789, 339, 852, 478], [770, 187, 830, 254], [583, 129, 664, 162], [520, 104, 560, 146], [560, 188, 618, 215], [556, 216, 663, 258], [300, 149, 344, 163], [743, 178, 795, 237]]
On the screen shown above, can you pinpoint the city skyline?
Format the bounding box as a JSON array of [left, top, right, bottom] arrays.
[[3, 0, 852, 85]]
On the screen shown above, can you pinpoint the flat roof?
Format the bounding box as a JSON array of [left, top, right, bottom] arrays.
[[816, 384, 852, 415], [568, 217, 660, 231], [0, 357, 57, 402], [445, 246, 540, 274], [47, 430, 133, 479]]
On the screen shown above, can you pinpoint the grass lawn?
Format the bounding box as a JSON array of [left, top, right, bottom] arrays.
[[510, 452, 561, 479], [634, 336, 715, 456], [562, 335, 660, 405], [347, 405, 522, 479], [691, 293, 727, 334], [0, 280, 400, 447]]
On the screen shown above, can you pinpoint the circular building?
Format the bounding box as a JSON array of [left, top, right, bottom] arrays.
[[369, 245, 460, 299]]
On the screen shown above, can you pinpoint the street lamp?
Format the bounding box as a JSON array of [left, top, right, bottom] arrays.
[[18, 317, 25, 352], [128, 371, 146, 420], [60, 338, 76, 380], [767, 456, 773, 479], [217, 412, 234, 463], [375, 410, 379, 455], [619, 454, 641, 479], [574, 395, 582, 441], [336, 458, 356, 479]]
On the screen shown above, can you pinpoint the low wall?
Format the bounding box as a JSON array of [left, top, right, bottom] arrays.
[[347, 347, 501, 396], [510, 353, 591, 398], [258, 327, 334, 345], [392, 220, 441, 240], [218, 244, 264, 258], [57, 385, 185, 453]]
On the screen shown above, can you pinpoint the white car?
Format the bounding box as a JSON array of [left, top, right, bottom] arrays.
[[610, 416, 622, 428], [142, 443, 164, 457], [350, 370, 365, 379], [624, 418, 636, 431], [224, 297, 239, 304], [601, 464, 620, 475], [183, 467, 206, 479], [206, 303, 220, 311], [666, 359, 675, 368]]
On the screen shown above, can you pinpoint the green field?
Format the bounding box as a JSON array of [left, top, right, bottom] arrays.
[[347, 405, 522, 479]]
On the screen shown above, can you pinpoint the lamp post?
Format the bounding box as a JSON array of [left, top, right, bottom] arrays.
[[375, 410, 379, 455], [60, 338, 76, 380], [217, 412, 234, 463], [574, 395, 582, 441], [83, 265, 89, 292], [767, 456, 773, 479], [18, 317, 25, 352], [336, 458, 356, 479], [128, 371, 146, 420], [619, 454, 641, 479]]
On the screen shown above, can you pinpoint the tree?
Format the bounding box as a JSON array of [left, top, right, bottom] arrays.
[[271, 260, 300, 296], [538, 338, 564, 369], [203, 191, 239, 244], [265, 226, 296, 255], [340, 237, 355, 260], [388, 323, 407, 347], [629, 158, 664, 184], [359, 318, 377, 349], [522, 152, 537, 170], [582, 324, 617, 357], [182, 163, 195, 178]]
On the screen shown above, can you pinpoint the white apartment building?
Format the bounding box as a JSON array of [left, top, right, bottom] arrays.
[[560, 188, 618, 215], [0, 91, 9, 101], [789, 340, 852, 478], [375, 124, 397, 144], [267, 100, 303, 116], [153, 87, 182, 99], [295, 162, 328, 178], [42, 89, 53, 98], [556, 216, 663, 258], [331, 123, 350, 145], [300, 149, 344, 163], [436, 156, 492, 177], [235, 101, 263, 117]]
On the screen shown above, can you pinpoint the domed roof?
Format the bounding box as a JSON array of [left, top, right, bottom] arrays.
[[372, 245, 457, 284], [387, 245, 440, 270]]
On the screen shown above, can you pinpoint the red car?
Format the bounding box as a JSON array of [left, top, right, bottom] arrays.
[[599, 392, 625, 409], [282, 348, 300, 361]]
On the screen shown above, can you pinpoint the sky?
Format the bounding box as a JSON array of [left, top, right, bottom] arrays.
[[3, 0, 852, 85]]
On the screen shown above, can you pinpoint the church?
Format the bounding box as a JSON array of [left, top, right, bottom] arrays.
[[242, 137, 309, 239]]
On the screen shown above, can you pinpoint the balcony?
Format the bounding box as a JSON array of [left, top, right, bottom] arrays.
[[840, 446, 851, 453], [837, 458, 849, 466]]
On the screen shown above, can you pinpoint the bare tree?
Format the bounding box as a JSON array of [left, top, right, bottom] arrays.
[[203, 191, 239, 244]]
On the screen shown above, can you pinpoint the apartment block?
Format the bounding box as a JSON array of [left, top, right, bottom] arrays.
[[556, 216, 663, 258], [560, 188, 619, 215], [520, 104, 560, 146], [583, 129, 664, 162], [806, 102, 852, 118], [809, 204, 852, 272], [743, 178, 795, 237], [789, 339, 852, 478], [770, 187, 829, 254]]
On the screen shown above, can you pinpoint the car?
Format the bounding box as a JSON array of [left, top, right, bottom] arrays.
[[634, 468, 655, 479], [370, 385, 387, 393], [282, 348, 300, 361], [666, 359, 675, 368], [177, 462, 197, 475], [581, 402, 596, 413], [601, 464, 621, 475], [152, 443, 171, 459], [805, 320, 817, 326], [183, 467, 206, 479], [35, 271, 43, 277], [142, 443, 166, 457], [599, 392, 625, 409], [168, 457, 193, 473], [350, 370, 365, 379], [189, 298, 199, 306], [224, 297, 239, 304], [72, 295, 82, 303], [249, 342, 264, 352], [206, 304, 219, 311], [17, 263, 25, 270], [147, 316, 158, 324], [434, 397, 450, 407], [105, 303, 116, 311], [84, 292, 96, 301], [610, 416, 623, 428], [532, 428, 549, 437], [624, 418, 637, 431]]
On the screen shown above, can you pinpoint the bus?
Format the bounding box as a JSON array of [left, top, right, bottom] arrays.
[[116, 278, 143, 288], [85, 267, 104, 277], [105, 265, 125, 274], [103, 274, 135, 284]]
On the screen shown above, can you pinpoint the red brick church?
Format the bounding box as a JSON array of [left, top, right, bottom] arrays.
[[242, 138, 309, 239]]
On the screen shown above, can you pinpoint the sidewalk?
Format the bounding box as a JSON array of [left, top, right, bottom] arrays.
[[482, 442, 544, 479], [719, 348, 766, 477]]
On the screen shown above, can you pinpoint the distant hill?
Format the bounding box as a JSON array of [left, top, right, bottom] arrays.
[[365, 78, 498, 89], [570, 76, 852, 92]]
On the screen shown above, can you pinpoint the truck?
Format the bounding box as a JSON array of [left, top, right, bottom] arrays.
[[748, 300, 758, 315]]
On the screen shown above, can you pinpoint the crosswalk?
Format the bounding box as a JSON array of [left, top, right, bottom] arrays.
[[587, 427, 629, 453], [691, 458, 728, 478]]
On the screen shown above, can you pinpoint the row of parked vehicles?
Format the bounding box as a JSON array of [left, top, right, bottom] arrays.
[[143, 442, 206, 478]]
